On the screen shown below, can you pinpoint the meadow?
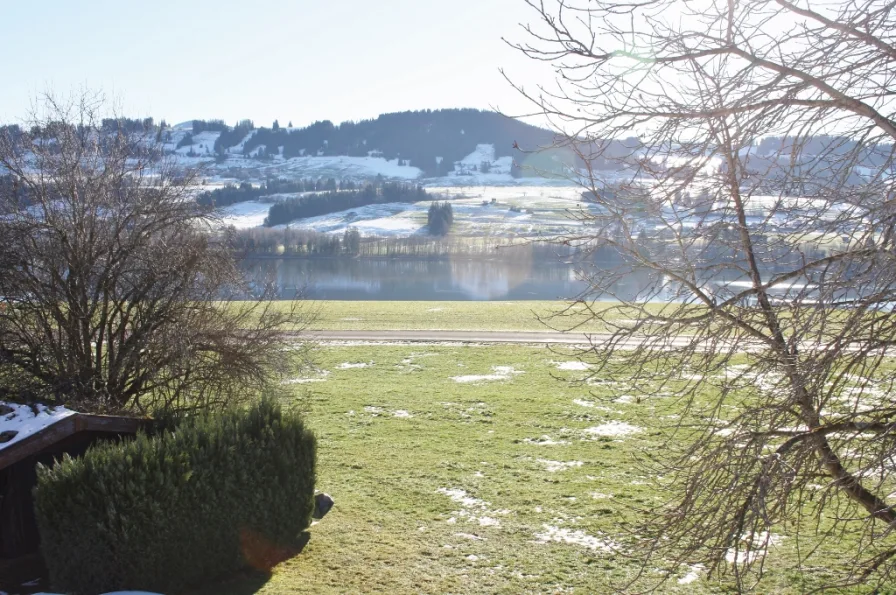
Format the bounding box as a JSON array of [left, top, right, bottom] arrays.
[[307, 300, 673, 334], [191, 341, 879, 594]]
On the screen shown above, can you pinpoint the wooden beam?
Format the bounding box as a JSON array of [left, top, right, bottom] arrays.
[[0, 414, 149, 470]]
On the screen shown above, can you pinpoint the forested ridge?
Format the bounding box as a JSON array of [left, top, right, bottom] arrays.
[[200, 109, 557, 175]]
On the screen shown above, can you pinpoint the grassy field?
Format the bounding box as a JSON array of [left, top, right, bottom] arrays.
[[306, 300, 675, 333], [191, 343, 877, 595]]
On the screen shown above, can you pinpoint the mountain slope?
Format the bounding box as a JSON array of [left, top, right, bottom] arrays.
[[172, 109, 558, 178]]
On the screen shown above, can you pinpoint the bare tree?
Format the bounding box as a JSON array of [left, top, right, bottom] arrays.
[[508, 0, 896, 590], [0, 94, 309, 415]]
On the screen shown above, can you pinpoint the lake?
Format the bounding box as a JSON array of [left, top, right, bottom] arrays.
[[242, 257, 689, 301], [242, 255, 845, 303]]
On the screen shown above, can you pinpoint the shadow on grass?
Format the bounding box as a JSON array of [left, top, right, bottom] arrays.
[[184, 531, 312, 595]]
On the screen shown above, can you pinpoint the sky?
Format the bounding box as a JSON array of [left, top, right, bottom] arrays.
[[0, 0, 556, 128]]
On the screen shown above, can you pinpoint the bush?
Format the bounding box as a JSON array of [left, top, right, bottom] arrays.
[[33, 398, 316, 594]]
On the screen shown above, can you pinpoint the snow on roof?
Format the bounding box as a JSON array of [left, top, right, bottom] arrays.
[[0, 402, 76, 452]]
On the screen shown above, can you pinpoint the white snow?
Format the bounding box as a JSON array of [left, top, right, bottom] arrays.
[[438, 487, 488, 510], [226, 129, 258, 155], [437, 487, 508, 528], [533, 524, 618, 552], [524, 435, 571, 446], [392, 410, 412, 418], [271, 201, 425, 236], [538, 459, 584, 472], [338, 362, 371, 369], [268, 154, 421, 179], [572, 399, 596, 408], [211, 185, 589, 238], [218, 200, 271, 229], [173, 130, 220, 157], [0, 402, 76, 451], [583, 421, 642, 437], [678, 564, 705, 585], [725, 532, 783, 564], [554, 361, 591, 371], [451, 365, 524, 383]]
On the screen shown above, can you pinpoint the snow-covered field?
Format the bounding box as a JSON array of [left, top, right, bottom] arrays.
[[218, 186, 590, 238], [161, 131, 581, 188], [158, 131, 599, 238], [270, 202, 426, 235], [219, 200, 273, 228]]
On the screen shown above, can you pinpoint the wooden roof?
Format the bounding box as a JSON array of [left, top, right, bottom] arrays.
[[0, 413, 148, 470]]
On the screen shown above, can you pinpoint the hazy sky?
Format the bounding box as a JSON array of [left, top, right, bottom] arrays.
[[0, 0, 554, 127]]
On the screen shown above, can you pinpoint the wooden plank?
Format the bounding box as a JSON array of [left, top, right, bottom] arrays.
[[0, 417, 77, 470], [79, 413, 147, 434], [0, 414, 149, 470]]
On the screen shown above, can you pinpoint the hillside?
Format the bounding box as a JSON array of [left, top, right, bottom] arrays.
[[5, 111, 891, 188], [160, 109, 569, 183]]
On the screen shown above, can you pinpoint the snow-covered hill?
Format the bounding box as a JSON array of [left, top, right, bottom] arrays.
[[149, 108, 567, 185]]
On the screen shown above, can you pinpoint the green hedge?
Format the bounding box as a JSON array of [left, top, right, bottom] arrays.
[[33, 398, 316, 594]]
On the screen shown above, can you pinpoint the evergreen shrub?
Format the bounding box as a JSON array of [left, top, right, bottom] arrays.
[[33, 398, 316, 594]]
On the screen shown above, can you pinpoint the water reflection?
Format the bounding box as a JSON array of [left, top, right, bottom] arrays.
[[243, 257, 588, 301], [241, 256, 816, 302]]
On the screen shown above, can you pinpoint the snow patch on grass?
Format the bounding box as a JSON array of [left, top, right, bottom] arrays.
[[451, 365, 524, 383], [524, 435, 571, 446], [583, 421, 642, 437], [533, 525, 618, 552], [678, 564, 705, 585], [338, 362, 372, 369], [393, 410, 412, 418], [572, 399, 595, 408], [554, 361, 590, 371], [725, 532, 783, 564], [438, 487, 507, 528], [438, 487, 488, 509], [538, 459, 584, 472]]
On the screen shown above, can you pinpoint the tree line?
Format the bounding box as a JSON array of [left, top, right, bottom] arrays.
[[230, 226, 575, 260], [195, 177, 370, 208], [263, 182, 428, 227]]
